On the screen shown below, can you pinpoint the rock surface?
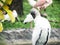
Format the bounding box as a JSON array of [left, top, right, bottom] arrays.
[[0, 28, 60, 45]]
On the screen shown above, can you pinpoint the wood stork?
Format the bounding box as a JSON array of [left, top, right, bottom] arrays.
[[23, 8, 51, 45]]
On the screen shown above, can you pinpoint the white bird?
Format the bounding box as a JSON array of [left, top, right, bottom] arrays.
[[2, 10, 18, 22], [23, 8, 51, 45]]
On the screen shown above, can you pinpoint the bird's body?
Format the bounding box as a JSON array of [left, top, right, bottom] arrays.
[[32, 15, 51, 45], [31, 8, 51, 45], [23, 8, 51, 45]]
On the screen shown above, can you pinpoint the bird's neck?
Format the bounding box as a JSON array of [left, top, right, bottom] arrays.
[[33, 14, 41, 23], [35, 13, 41, 19]]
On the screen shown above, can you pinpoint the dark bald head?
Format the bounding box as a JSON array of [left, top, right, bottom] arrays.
[[30, 11, 36, 19], [30, 8, 40, 19]]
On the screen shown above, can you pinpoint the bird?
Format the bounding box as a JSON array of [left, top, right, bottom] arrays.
[[23, 8, 51, 45]]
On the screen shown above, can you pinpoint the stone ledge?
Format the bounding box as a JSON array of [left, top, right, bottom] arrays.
[[8, 39, 60, 45], [0, 28, 60, 45]]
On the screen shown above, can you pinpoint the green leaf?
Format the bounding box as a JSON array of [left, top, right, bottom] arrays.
[[5, 0, 12, 5], [2, 5, 9, 10], [3, 5, 15, 23], [5, 9, 15, 23], [0, 22, 3, 32], [0, 10, 4, 20]]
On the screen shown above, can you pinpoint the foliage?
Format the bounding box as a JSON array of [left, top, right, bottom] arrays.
[[0, 0, 15, 32], [23, 0, 60, 28], [2, 0, 60, 30]]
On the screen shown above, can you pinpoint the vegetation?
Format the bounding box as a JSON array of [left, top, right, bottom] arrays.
[[23, 0, 60, 28], [2, 0, 60, 30], [0, 0, 16, 32]]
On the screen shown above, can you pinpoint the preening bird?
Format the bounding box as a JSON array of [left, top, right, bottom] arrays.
[[23, 8, 51, 45]]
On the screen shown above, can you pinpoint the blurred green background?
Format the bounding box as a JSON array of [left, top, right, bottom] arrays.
[[3, 0, 60, 30]]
